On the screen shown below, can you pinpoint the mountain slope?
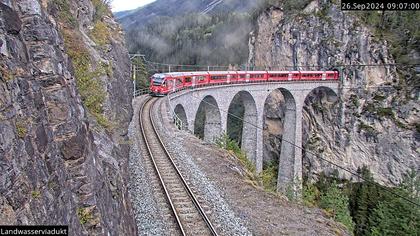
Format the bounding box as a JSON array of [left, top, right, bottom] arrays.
[[118, 0, 267, 66], [117, 0, 262, 27]]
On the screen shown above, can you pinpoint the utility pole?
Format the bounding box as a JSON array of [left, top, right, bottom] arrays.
[[133, 64, 136, 96]]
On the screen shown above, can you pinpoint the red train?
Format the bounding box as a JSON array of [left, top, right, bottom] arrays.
[[149, 70, 339, 96]]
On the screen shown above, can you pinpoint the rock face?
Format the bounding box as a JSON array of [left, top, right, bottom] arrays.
[[250, 2, 419, 184], [0, 0, 136, 235]]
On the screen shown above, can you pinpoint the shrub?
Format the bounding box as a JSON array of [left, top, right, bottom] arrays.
[[215, 133, 256, 174], [358, 122, 376, 135], [90, 21, 110, 46], [303, 183, 320, 207], [349, 94, 360, 107], [92, 0, 111, 22], [376, 107, 393, 118], [260, 162, 278, 192], [31, 191, 41, 199], [15, 121, 27, 138], [77, 207, 93, 225], [0, 64, 14, 81], [373, 94, 386, 102]]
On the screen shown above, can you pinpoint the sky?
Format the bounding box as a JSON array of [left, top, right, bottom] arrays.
[[111, 0, 156, 12]]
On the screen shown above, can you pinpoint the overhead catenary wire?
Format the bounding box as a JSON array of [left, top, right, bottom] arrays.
[[142, 59, 420, 70], [183, 92, 420, 208]]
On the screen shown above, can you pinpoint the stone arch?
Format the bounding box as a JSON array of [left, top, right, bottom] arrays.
[[194, 95, 222, 142], [174, 104, 188, 130], [263, 88, 297, 193], [304, 86, 339, 105], [226, 91, 258, 163]]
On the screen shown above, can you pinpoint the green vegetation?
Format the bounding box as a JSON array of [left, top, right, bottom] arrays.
[[320, 182, 355, 231], [415, 123, 420, 133], [260, 161, 278, 192], [15, 121, 27, 138], [51, 0, 77, 28], [215, 133, 256, 175], [62, 29, 110, 128], [193, 109, 205, 139], [304, 167, 420, 235], [226, 101, 244, 146], [376, 107, 393, 118], [358, 11, 419, 101], [0, 64, 14, 81], [77, 207, 94, 225], [261, 0, 312, 14], [31, 191, 41, 199], [372, 94, 386, 102], [131, 56, 150, 90], [303, 183, 320, 207], [51, 0, 114, 129], [358, 121, 376, 135], [127, 12, 253, 65], [92, 0, 111, 22], [368, 170, 420, 236], [361, 101, 408, 129], [359, 12, 419, 65], [215, 134, 281, 193], [90, 21, 110, 46]]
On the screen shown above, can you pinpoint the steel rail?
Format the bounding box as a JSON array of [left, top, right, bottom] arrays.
[[139, 97, 186, 236], [140, 97, 218, 236]]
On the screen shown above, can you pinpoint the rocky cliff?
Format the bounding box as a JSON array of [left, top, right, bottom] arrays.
[[250, 1, 419, 185], [0, 0, 136, 234]]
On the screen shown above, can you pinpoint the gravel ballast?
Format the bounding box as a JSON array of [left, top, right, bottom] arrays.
[[128, 96, 167, 235]]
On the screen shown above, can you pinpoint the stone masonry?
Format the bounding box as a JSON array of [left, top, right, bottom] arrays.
[[168, 81, 339, 193]]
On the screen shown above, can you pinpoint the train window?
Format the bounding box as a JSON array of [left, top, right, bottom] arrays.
[[175, 78, 182, 86], [271, 74, 287, 77], [239, 74, 247, 79], [152, 76, 164, 85], [211, 75, 227, 80], [185, 77, 192, 83]]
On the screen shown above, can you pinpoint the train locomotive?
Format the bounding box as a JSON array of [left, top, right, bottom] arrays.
[[149, 70, 339, 96]]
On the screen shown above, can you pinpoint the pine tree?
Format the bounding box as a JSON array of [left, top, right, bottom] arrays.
[[320, 181, 355, 232], [349, 166, 384, 236], [368, 170, 420, 236]]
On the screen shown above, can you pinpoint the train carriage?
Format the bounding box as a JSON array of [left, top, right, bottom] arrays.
[[149, 70, 339, 96]]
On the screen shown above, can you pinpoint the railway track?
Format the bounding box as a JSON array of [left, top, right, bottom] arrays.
[[139, 97, 218, 236]]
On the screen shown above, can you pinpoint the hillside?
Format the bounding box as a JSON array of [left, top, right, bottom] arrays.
[[117, 0, 262, 26], [117, 0, 268, 65]]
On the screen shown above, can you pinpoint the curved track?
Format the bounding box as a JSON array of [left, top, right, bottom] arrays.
[[139, 97, 218, 236]]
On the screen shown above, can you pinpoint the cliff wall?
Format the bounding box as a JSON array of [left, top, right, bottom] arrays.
[[250, 1, 419, 184], [0, 0, 136, 234]]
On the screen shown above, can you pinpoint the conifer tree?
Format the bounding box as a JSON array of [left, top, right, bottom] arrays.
[[368, 170, 419, 236], [320, 181, 355, 232]]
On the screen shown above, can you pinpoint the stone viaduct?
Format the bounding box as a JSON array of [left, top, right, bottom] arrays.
[[167, 81, 339, 194]]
